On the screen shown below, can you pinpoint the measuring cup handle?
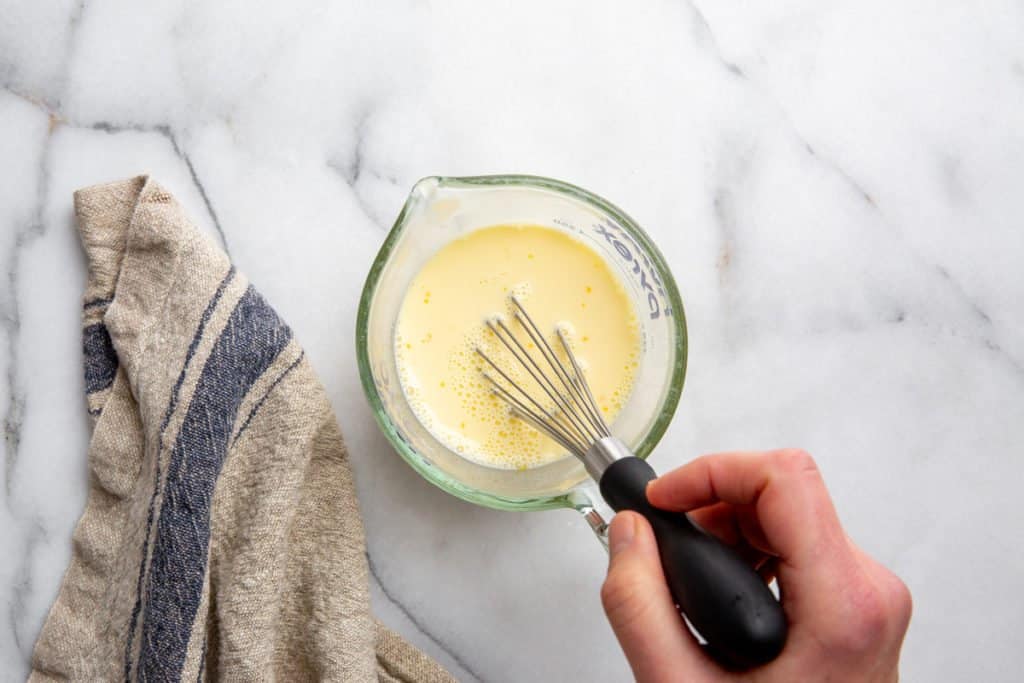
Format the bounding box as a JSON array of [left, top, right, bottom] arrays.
[[599, 456, 788, 670], [568, 482, 613, 549]]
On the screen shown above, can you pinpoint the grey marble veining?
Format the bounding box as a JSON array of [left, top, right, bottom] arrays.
[[2, 1, 1023, 681]]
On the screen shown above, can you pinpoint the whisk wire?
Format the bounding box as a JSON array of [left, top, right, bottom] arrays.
[[476, 347, 554, 427], [484, 373, 585, 456], [476, 346, 590, 455], [555, 329, 611, 438], [475, 296, 615, 457], [509, 303, 606, 442], [509, 296, 610, 440], [489, 319, 596, 447]]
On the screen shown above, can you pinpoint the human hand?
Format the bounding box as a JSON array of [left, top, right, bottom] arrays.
[[600, 449, 912, 682]]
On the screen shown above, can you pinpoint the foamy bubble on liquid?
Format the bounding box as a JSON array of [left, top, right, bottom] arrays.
[[509, 281, 532, 304], [555, 320, 575, 339], [396, 322, 567, 469]]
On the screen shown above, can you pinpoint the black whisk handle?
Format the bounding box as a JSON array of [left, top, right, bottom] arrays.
[[599, 456, 788, 670]]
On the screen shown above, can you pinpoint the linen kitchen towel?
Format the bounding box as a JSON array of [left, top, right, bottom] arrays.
[[29, 176, 453, 683]]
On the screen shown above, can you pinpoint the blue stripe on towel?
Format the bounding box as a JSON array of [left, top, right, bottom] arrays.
[[83, 323, 118, 394], [136, 285, 291, 681], [124, 266, 236, 681], [231, 350, 304, 448], [83, 296, 114, 310]]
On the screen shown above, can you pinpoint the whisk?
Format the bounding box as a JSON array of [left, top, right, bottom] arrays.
[[477, 296, 788, 670]]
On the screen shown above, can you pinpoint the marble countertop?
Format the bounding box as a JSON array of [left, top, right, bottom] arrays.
[[3, 1, 1023, 681]]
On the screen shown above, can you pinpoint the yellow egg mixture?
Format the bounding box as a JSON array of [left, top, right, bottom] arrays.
[[395, 224, 640, 469]]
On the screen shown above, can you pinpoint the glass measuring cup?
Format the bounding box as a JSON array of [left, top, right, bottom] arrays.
[[358, 179, 789, 668], [356, 175, 687, 531]]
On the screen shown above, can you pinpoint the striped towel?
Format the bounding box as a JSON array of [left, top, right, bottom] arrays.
[[29, 177, 452, 683]]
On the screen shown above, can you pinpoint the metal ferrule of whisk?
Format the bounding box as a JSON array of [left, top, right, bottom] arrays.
[[475, 295, 633, 481]]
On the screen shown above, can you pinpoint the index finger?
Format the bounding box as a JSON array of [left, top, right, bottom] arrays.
[[647, 449, 849, 575]]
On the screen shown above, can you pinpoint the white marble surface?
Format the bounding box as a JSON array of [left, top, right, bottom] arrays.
[[2, 1, 1023, 680]]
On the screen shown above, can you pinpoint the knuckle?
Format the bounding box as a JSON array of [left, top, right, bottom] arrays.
[[886, 574, 914, 630], [772, 448, 818, 475], [600, 571, 657, 630], [832, 577, 910, 654], [834, 590, 887, 653]]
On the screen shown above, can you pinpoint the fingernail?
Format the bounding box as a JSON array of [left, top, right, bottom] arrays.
[[609, 513, 637, 557]]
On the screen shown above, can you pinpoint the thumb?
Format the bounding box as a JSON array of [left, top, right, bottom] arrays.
[[602, 512, 708, 683]]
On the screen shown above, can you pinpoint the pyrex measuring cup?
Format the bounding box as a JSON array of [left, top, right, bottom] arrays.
[[357, 175, 686, 517], [357, 176, 786, 668]]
